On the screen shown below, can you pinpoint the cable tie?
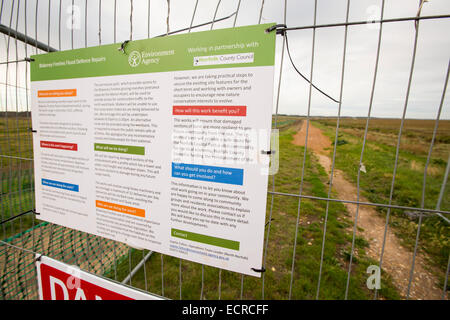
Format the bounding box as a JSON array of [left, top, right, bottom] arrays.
[[24, 57, 35, 62], [261, 150, 275, 155], [265, 24, 287, 35], [265, 218, 275, 227], [118, 40, 130, 54], [251, 267, 266, 273]]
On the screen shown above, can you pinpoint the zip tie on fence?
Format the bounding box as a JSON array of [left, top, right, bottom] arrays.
[[261, 150, 275, 155], [32, 209, 40, 216], [24, 57, 34, 62], [251, 267, 266, 273], [29, 127, 37, 133], [118, 40, 130, 54], [35, 254, 43, 262], [265, 218, 275, 227], [265, 24, 287, 35]]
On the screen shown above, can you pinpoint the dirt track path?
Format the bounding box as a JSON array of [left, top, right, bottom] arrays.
[[293, 121, 444, 300]]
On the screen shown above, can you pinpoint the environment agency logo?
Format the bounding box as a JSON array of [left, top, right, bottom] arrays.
[[128, 51, 141, 67]]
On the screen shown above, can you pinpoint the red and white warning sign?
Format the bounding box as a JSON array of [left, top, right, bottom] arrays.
[[36, 255, 163, 300]]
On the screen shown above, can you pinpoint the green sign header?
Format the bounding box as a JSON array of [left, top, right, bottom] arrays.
[[31, 23, 276, 81]]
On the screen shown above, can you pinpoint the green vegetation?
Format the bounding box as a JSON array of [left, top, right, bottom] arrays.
[[313, 118, 450, 287], [0, 117, 34, 169], [108, 122, 400, 300], [272, 117, 302, 130], [0, 116, 36, 239]]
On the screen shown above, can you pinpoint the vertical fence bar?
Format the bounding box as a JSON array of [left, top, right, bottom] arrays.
[[114, 0, 116, 43], [443, 253, 450, 300], [58, 0, 61, 49], [258, 0, 265, 25], [71, 0, 74, 49], [179, 258, 182, 299], [160, 0, 172, 298], [166, 0, 170, 36], [161, 253, 164, 296], [98, 0, 102, 45], [364, 0, 387, 298], [438, 154, 450, 300], [436, 154, 450, 212], [378, 4, 422, 301], [47, 0, 50, 52], [14, 0, 24, 244], [129, 0, 132, 41], [147, 0, 150, 39], [218, 268, 221, 300], [407, 60, 449, 298], [353, 0, 386, 295], [128, 248, 132, 285], [200, 264, 204, 300], [34, 0, 38, 54], [24, 0, 36, 255], [346, 0, 384, 300], [325, 0, 349, 299], [142, 250, 148, 291], [0, 0, 4, 21], [0, 0, 11, 238], [210, 0, 221, 30], [239, 0, 256, 298], [290, 0, 318, 300], [82, 0, 93, 272], [262, 0, 287, 300], [5, 0, 15, 239], [233, 0, 241, 27]]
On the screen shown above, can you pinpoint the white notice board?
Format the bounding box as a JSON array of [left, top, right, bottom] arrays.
[[31, 24, 276, 276]]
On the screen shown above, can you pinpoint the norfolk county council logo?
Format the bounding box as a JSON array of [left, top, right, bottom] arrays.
[[128, 51, 141, 67]]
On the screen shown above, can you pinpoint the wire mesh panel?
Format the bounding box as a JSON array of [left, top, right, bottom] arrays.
[[0, 222, 129, 299], [0, 0, 449, 300]]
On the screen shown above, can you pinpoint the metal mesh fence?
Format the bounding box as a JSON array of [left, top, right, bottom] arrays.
[[0, 0, 449, 300]]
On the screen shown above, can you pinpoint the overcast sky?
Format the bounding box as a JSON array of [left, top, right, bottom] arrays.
[[1, 0, 449, 119]]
